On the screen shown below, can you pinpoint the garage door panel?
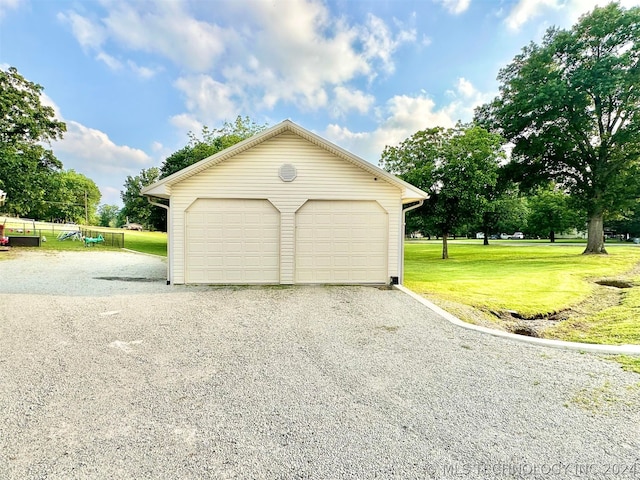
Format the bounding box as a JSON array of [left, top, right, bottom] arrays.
[[186, 199, 279, 284], [295, 200, 388, 284]]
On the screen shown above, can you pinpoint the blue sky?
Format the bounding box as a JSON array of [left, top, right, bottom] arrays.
[[1, 0, 636, 206]]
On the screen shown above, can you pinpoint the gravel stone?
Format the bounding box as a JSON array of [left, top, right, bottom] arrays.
[[1, 250, 639, 479]]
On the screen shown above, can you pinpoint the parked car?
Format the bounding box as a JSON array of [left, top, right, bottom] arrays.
[[510, 232, 524, 240], [124, 223, 143, 231]]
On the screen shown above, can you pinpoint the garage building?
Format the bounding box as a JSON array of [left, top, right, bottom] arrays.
[[142, 120, 428, 285]]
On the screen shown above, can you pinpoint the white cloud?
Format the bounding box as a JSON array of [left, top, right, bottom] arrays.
[[505, 0, 558, 31], [504, 0, 640, 31], [127, 60, 160, 79], [443, 77, 493, 120], [54, 121, 154, 205], [95, 53, 160, 79], [325, 94, 457, 162], [0, 0, 22, 19], [435, 0, 472, 15], [96, 51, 123, 71], [101, 2, 231, 72], [186, 1, 414, 122], [563, 0, 640, 24], [172, 75, 238, 127], [40, 93, 63, 120], [169, 113, 204, 135], [57, 121, 151, 173], [324, 78, 493, 162], [358, 14, 417, 76], [57, 11, 106, 50], [331, 86, 375, 118], [59, 6, 181, 79], [61, 0, 416, 125]]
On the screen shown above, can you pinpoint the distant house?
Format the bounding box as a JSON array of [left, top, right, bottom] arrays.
[[142, 120, 428, 285]]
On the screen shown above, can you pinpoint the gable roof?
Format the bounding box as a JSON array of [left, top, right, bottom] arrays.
[[141, 119, 428, 202]]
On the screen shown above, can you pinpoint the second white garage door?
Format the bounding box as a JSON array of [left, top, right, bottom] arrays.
[[295, 200, 388, 284], [185, 199, 280, 284]]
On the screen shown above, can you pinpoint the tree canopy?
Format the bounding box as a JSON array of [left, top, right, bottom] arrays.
[[475, 3, 640, 254], [98, 204, 120, 228], [120, 167, 164, 231], [46, 170, 101, 224], [380, 123, 505, 258], [160, 116, 268, 178], [0, 66, 68, 218], [526, 184, 584, 242]]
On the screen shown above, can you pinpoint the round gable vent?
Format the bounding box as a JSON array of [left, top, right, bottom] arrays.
[[279, 163, 297, 182]]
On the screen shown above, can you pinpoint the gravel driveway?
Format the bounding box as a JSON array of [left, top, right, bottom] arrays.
[[1, 250, 639, 479]]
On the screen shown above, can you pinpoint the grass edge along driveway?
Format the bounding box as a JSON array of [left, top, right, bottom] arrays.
[[404, 241, 640, 373]]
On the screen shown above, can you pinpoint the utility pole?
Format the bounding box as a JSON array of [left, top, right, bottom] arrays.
[[84, 191, 88, 225]]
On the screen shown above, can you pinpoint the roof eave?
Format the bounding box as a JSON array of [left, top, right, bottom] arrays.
[[141, 183, 170, 199]]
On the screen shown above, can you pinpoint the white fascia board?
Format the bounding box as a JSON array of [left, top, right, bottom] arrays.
[[141, 183, 170, 199]]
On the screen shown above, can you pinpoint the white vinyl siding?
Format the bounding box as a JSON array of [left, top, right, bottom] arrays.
[[185, 199, 279, 284], [295, 200, 388, 283], [169, 131, 403, 284]]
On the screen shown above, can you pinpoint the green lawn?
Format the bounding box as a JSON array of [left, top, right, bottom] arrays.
[[121, 229, 167, 256], [1, 223, 167, 256], [404, 241, 640, 317]]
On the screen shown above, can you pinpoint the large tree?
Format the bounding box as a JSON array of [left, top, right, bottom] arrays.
[[120, 167, 164, 231], [476, 189, 529, 245], [381, 124, 504, 258], [160, 116, 268, 178], [0, 66, 66, 217], [476, 3, 640, 254], [527, 184, 584, 242], [606, 200, 640, 239], [97, 204, 120, 228], [46, 170, 101, 224]]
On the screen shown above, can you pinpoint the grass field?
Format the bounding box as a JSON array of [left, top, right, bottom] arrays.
[[0, 219, 167, 256], [404, 241, 640, 316], [120, 229, 167, 256]]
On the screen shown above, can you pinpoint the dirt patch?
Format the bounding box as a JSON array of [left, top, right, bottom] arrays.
[[595, 279, 634, 289], [94, 276, 164, 283], [427, 272, 635, 339], [492, 282, 625, 337]]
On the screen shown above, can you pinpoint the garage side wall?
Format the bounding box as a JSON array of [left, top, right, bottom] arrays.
[[169, 131, 403, 284]]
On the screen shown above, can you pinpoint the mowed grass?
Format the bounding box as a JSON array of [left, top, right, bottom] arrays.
[[405, 241, 640, 374], [404, 241, 640, 317], [48, 229, 167, 256], [121, 229, 167, 256], [545, 275, 640, 346], [1, 221, 167, 256]]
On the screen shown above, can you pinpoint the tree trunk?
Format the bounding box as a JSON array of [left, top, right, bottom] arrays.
[[483, 228, 489, 246], [442, 233, 449, 259], [583, 212, 607, 254], [550, 230, 555, 243]]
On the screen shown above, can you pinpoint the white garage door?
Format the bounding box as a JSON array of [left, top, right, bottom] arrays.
[[295, 200, 388, 284], [185, 199, 280, 284]]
